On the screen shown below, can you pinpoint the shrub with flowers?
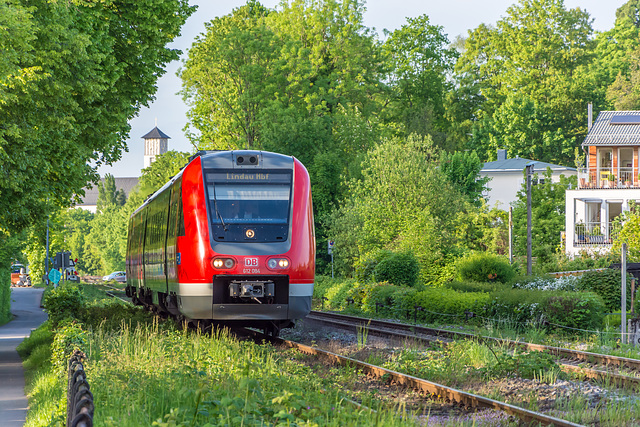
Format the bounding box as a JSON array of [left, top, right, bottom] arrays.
[[512, 275, 580, 292]]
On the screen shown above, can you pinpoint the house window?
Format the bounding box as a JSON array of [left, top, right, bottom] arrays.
[[598, 148, 612, 171]]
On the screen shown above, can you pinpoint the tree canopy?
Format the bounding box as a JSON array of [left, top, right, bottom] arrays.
[[0, 0, 194, 233], [453, 0, 596, 165]]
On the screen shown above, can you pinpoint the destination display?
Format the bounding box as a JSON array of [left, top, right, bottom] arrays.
[[206, 171, 291, 183]]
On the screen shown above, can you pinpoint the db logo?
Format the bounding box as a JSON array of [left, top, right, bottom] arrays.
[[245, 258, 259, 267]]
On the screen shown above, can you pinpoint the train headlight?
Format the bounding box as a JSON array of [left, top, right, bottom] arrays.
[[212, 258, 235, 269], [267, 258, 289, 270]]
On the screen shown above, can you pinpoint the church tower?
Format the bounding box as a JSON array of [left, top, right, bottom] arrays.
[[142, 126, 170, 168]]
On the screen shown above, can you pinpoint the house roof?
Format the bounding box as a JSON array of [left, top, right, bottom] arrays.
[[583, 110, 640, 146], [78, 177, 139, 207], [481, 157, 575, 173], [142, 126, 171, 140]]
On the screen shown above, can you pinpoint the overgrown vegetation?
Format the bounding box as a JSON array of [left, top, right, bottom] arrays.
[[19, 283, 415, 426], [315, 268, 620, 334]]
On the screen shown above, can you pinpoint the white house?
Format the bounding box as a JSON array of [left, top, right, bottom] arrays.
[[77, 177, 139, 213], [480, 149, 576, 210], [565, 111, 640, 256], [76, 125, 168, 212]]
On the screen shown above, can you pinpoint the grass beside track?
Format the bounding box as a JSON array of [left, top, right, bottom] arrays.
[[17, 283, 414, 426]]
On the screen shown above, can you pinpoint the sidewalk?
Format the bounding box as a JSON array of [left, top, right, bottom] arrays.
[[0, 287, 47, 427]]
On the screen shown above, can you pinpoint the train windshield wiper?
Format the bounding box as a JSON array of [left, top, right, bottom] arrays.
[[212, 183, 228, 232]]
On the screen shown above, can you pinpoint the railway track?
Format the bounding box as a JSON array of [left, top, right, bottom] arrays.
[[306, 310, 640, 390], [247, 330, 583, 427], [102, 284, 131, 304]]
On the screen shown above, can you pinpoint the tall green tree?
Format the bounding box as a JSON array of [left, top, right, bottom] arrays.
[[97, 174, 118, 214], [453, 0, 595, 164], [329, 136, 466, 283], [594, 0, 640, 87], [382, 15, 458, 147], [181, 0, 385, 167], [0, 0, 194, 233]]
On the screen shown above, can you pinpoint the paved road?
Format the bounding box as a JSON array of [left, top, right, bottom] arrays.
[[0, 287, 47, 427]]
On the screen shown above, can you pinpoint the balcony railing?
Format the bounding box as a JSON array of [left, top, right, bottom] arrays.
[[574, 221, 619, 246], [577, 167, 640, 189]]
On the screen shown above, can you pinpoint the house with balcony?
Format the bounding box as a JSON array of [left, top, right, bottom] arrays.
[[565, 111, 640, 256]]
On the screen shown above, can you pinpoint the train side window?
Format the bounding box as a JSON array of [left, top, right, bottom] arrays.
[[178, 196, 185, 236]]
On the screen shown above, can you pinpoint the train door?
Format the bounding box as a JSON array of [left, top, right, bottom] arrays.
[[167, 178, 182, 294]]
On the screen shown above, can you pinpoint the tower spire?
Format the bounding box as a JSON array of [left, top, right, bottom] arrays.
[[142, 124, 170, 168]]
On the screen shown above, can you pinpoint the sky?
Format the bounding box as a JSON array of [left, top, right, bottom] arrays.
[[97, 0, 628, 177]]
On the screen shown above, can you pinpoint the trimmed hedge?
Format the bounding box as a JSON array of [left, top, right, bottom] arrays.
[[313, 275, 608, 331], [0, 265, 10, 325], [446, 280, 508, 293], [411, 288, 489, 323], [484, 288, 605, 331], [577, 269, 633, 312]]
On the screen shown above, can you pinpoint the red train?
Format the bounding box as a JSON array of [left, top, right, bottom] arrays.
[[125, 150, 315, 335]]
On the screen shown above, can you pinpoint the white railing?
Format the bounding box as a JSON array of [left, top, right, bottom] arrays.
[[577, 167, 640, 189], [574, 221, 619, 245]]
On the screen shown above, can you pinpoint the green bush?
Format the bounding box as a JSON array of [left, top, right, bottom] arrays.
[[51, 320, 88, 372], [0, 265, 10, 325], [17, 321, 54, 359], [543, 292, 605, 331], [354, 250, 393, 283], [411, 287, 490, 323], [577, 269, 633, 312], [322, 278, 357, 310], [361, 283, 401, 316], [312, 275, 334, 299], [484, 288, 605, 331], [446, 280, 508, 293], [374, 250, 421, 287], [43, 284, 85, 326], [457, 252, 515, 284]]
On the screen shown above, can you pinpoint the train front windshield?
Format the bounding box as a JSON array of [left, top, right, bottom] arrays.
[[206, 170, 292, 242]]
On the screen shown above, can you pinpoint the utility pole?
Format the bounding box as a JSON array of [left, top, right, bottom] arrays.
[[526, 164, 534, 275], [508, 207, 513, 264], [623, 243, 628, 343], [45, 217, 50, 285]]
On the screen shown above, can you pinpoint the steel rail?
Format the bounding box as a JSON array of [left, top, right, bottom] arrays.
[[271, 335, 583, 427], [309, 311, 640, 372]]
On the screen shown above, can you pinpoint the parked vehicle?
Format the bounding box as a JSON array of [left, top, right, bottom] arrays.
[[11, 264, 31, 286], [103, 271, 126, 282]]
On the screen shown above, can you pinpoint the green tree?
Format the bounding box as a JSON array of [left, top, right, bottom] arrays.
[[0, 0, 194, 233], [180, 1, 278, 149], [181, 0, 386, 166], [453, 0, 595, 164], [97, 175, 118, 214], [86, 206, 129, 274], [138, 151, 192, 198], [439, 150, 489, 206], [382, 15, 458, 147], [594, 0, 640, 93], [329, 136, 466, 283], [512, 168, 577, 265], [612, 202, 640, 262]]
